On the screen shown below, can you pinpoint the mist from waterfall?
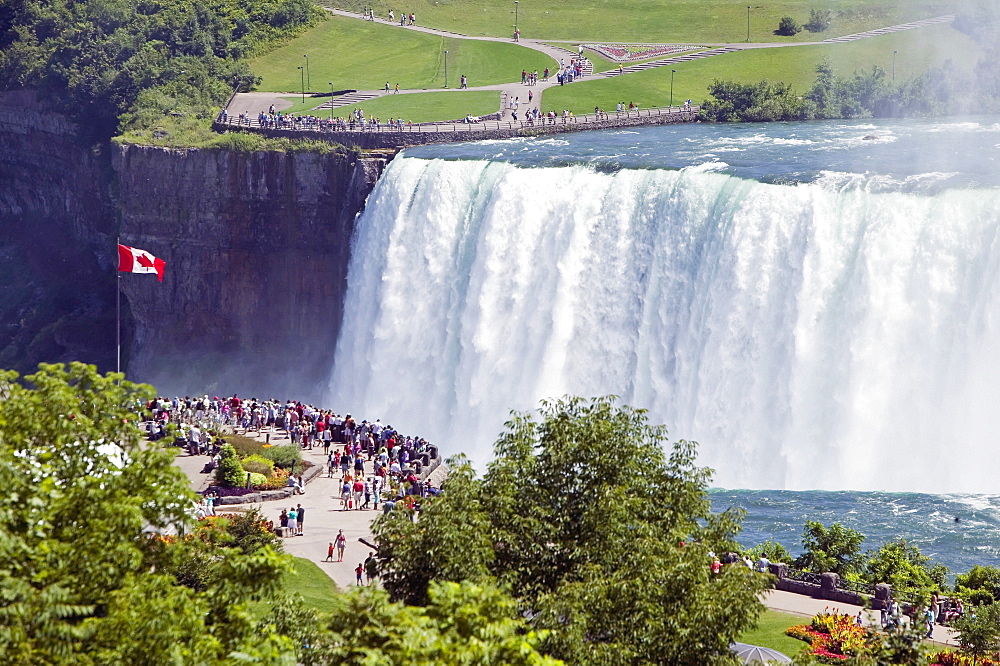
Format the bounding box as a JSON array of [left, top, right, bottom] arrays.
[[327, 123, 1000, 492]]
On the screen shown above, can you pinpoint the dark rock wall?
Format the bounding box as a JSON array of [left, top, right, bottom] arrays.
[[0, 91, 390, 397], [0, 91, 117, 373], [113, 145, 390, 401]]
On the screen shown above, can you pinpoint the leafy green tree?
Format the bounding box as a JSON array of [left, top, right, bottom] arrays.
[[953, 602, 1000, 665], [698, 79, 815, 122], [805, 9, 833, 32], [265, 582, 562, 666], [955, 566, 1000, 606], [0, 362, 293, 664], [861, 540, 945, 601], [375, 396, 769, 665], [747, 539, 794, 564], [777, 17, 802, 35], [375, 457, 494, 605], [794, 521, 865, 575]]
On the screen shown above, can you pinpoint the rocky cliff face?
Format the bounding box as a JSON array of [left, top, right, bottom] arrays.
[[114, 145, 390, 400], [0, 91, 391, 396], [0, 91, 117, 373]]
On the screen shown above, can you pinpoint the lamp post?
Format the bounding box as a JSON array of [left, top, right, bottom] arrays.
[[514, 0, 518, 34], [747, 5, 751, 42], [298, 66, 304, 102], [670, 69, 677, 107], [303, 54, 310, 91], [329, 82, 334, 118], [892, 50, 897, 82], [444, 50, 449, 88]]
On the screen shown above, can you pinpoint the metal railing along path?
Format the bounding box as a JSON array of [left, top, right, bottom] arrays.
[[216, 104, 700, 136]]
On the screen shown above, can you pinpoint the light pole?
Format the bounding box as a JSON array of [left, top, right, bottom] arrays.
[[892, 50, 897, 82], [670, 69, 677, 107], [747, 5, 751, 42], [303, 54, 310, 91], [444, 50, 449, 88], [297, 66, 304, 102], [514, 0, 518, 34], [329, 82, 334, 118]]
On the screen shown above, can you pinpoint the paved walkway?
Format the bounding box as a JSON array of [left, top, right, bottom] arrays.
[[765, 589, 958, 647]]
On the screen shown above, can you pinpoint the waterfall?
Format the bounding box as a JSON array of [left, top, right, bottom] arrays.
[[327, 155, 1000, 492]]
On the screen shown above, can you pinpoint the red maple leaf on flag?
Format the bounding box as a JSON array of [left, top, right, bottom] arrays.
[[136, 254, 155, 268]]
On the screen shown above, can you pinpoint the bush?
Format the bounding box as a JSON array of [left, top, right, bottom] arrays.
[[215, 444, 245, 488], [777, 16, 802, 35], [805, 8, 832, 32], [241, 454, 275, 476], [746, 540, 794, 564], [221, 508, 281, 554], [224, 432, 268, 458], [259, 444, 302, 472], [248, 472, 268, 487]]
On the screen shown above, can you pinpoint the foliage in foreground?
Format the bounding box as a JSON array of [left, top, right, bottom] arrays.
[[0, 0, 323, 139], [373, 396, 770, 665], [787, 612, 933, 665], [268, 581, 561, 666], [0, 363, 295, 664]]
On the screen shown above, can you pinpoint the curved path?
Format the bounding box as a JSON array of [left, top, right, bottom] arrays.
[[228, 11, 956, 120]]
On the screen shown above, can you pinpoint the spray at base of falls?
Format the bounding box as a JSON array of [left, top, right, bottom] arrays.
[[327, 155, 1000, 493]]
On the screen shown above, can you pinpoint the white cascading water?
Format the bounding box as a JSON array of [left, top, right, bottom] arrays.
[[327, 156, 1000, 492]]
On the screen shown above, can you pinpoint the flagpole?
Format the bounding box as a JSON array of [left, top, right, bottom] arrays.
[[116, 237, 121, 376]]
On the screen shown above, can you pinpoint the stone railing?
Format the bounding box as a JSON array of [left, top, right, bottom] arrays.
[[769, 563, 887, 608], [212, 104, 699, 149]]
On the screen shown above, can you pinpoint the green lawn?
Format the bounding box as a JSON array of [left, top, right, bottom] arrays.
[[541, 23, 982, 114], [286, 557, 339, 611], [252, 15, 553, 92], [737, 609, 811, 657], [315, 0, 964, 42], [329, 91, 500, 123]]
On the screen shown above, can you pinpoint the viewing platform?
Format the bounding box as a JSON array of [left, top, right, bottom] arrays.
[[212, 104, 699, 149]]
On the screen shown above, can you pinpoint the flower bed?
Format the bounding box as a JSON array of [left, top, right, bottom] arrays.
[[584, 43, 695, 62], [933, 652, 1000, 666], [787, 612, 871, 663]]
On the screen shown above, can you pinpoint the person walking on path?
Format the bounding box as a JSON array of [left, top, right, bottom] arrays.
[[460, 74, 467, 89], [364, 552, 377, 586], [296, 503, 305, 535], [325, 542, 334, 562], [394, 83, 399, 94], [355, 563, 364, 586], [384, 82, 390, 94], [335, 529, 347, 561]]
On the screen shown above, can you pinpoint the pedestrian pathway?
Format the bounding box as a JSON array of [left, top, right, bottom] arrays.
[[821, 14, 955, 43], [597, 46, 745, 78]]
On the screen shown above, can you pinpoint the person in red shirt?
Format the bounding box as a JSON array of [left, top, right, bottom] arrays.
[[355, 563, 364, 585]]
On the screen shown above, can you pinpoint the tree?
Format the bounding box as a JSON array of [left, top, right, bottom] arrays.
[[375, 396, 770, 665], [777, 17, 802, 36], [805, 9, 832, 32], [956, 566, 1000, 606], [374, 457, 494, 605], [953, 602, 1000, 665], [264, 582, 562, 666], [747, 539, 794, 564], [861, 540, 946, 602], [0, 362, 293, 664], [794, 521, 865, 575]]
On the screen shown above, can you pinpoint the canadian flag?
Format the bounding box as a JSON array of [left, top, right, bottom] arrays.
[[117, 244, 166, 282]]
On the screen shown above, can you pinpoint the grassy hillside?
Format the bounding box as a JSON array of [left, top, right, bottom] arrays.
[[543, 23, 982, 114], [313, 0, 964, 42], [252, 15, 553, 91]]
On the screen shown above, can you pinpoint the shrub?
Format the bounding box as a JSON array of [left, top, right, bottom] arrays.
[[258, 466, 291, 491], [805, 8, 832, 32], [777, 16, 802, 35], [746, 539, 794, 564], [221, 508, 281, 554], [248, 472, 268, 487], [224, 432, 267, 458], [215, 444, 245, 488], [259, 444, 302, 471], [241, 454, 275, 476]]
